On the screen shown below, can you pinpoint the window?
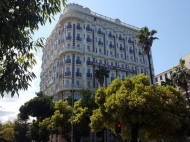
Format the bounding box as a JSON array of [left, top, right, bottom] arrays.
[[99, 48, 102, 52], [170, 71, 172, 75], [66, 55, 70, 60], [121, 64, 124, 68], [110, 51, 113, 55], [56, 73, 59, 78], [66, 80, 69, 84], [160, 75, 162, 80], [58, 40, 60, 45], [87, 57, 90, 61], [66, 67, 70, 72], [87, 45, 90, 49], [68, 32, 71, 36], [67, 43, 71, 47], [111, 73, 114, 77], [77, 33, 80, 37], [122, 75, 125, 80], [87, 69, 90, 73], [57, 62, 59, 67], [111, 62, 113, 66], [165, 73, 168, 79], [131, 66, 134, 70], [121, 54, 123, 57], [99, 60, 102, 64], [76, 56, 80, 60], [155, 77, 158, 82], [77, 44, 80, 48], [75, 94, 80, 100], [130, 56, 133, 60], [77, 68, 80, 72], [76, 80, 79, 85]]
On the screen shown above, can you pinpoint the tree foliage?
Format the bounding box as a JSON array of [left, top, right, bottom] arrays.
[[90, 74, 190, 142], [171, 59, 190, 107], [95, 67, 110, 87], [19, 91, 55, 121], [136, 27, 158, 84], [0, 0, 67, 97], [0, 121, 15, 142]]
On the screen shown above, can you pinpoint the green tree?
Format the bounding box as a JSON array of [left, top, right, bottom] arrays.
[[171, 59, 190, 107], [39, 100, 72, 141], [90, 74, 190, 142], [0, 121, 15, 142], [14, 119, 30, 142], [19, 91, 55, 121], [72, 89, 98, 142], [95, 67, 110, 87], [18, 91, 55, 141], [0, 0, 67, 97], [136, 27, 158, 84]]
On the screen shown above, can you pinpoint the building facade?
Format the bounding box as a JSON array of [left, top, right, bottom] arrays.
[[40, 3, 154, 100], [40, 3, 155, 142]]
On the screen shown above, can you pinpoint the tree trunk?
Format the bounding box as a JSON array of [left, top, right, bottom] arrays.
[[147, 52, 153, 84], [185, 89, 190, 108], [131, 124, 138, 142]]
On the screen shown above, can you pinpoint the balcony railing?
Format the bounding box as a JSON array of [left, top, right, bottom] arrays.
[[67, 25, 72, 29], [98, 41, 103, 45], [76, 72, 81, 77], [66, 36, 72, 40], [65, 59, 71, 64], [76, 26, 82, 30], [65, 72, 71, 76], [86, 38, 92, 42], [76, 36, 82, 41], [86, 73, 92, 78], [86, 27, 92, 32], [76, 60, 81, 64]]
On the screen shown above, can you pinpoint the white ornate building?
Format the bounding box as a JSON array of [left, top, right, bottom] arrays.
[[40, 3, 155, 141]]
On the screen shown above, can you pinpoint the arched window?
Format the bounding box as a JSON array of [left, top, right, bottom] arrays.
[[67, 22, 72, 28], [131, 66, 134, 70]]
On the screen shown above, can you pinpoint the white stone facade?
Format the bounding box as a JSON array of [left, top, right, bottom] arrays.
[[40, 3, 155, 101]]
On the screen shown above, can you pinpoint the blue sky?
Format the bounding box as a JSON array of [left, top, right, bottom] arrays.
[[0, 0, 190, 122]]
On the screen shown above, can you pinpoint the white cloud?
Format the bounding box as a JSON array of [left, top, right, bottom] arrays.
[[0, 55, 41, 123]]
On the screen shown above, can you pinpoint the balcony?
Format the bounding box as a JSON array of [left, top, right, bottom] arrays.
[[109, 44, 114, 48], [129, 49, 134, 53], [76, 60, 81, 65], [65, 59, 71, 64], [86, 73, 92, 78], [86, 27, 92, 32], [67, 25, 72, 29], [66, 36, 72, 40], [65, 71, 71, 77], [97, 30, 103, 35], [108, 34, 114, 38], [86, 38, 92, 43], [98, 41, 103, 45], [76, 26, 82, 30], [76, 72, 81, 77], [76, 36, 82, 41]]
